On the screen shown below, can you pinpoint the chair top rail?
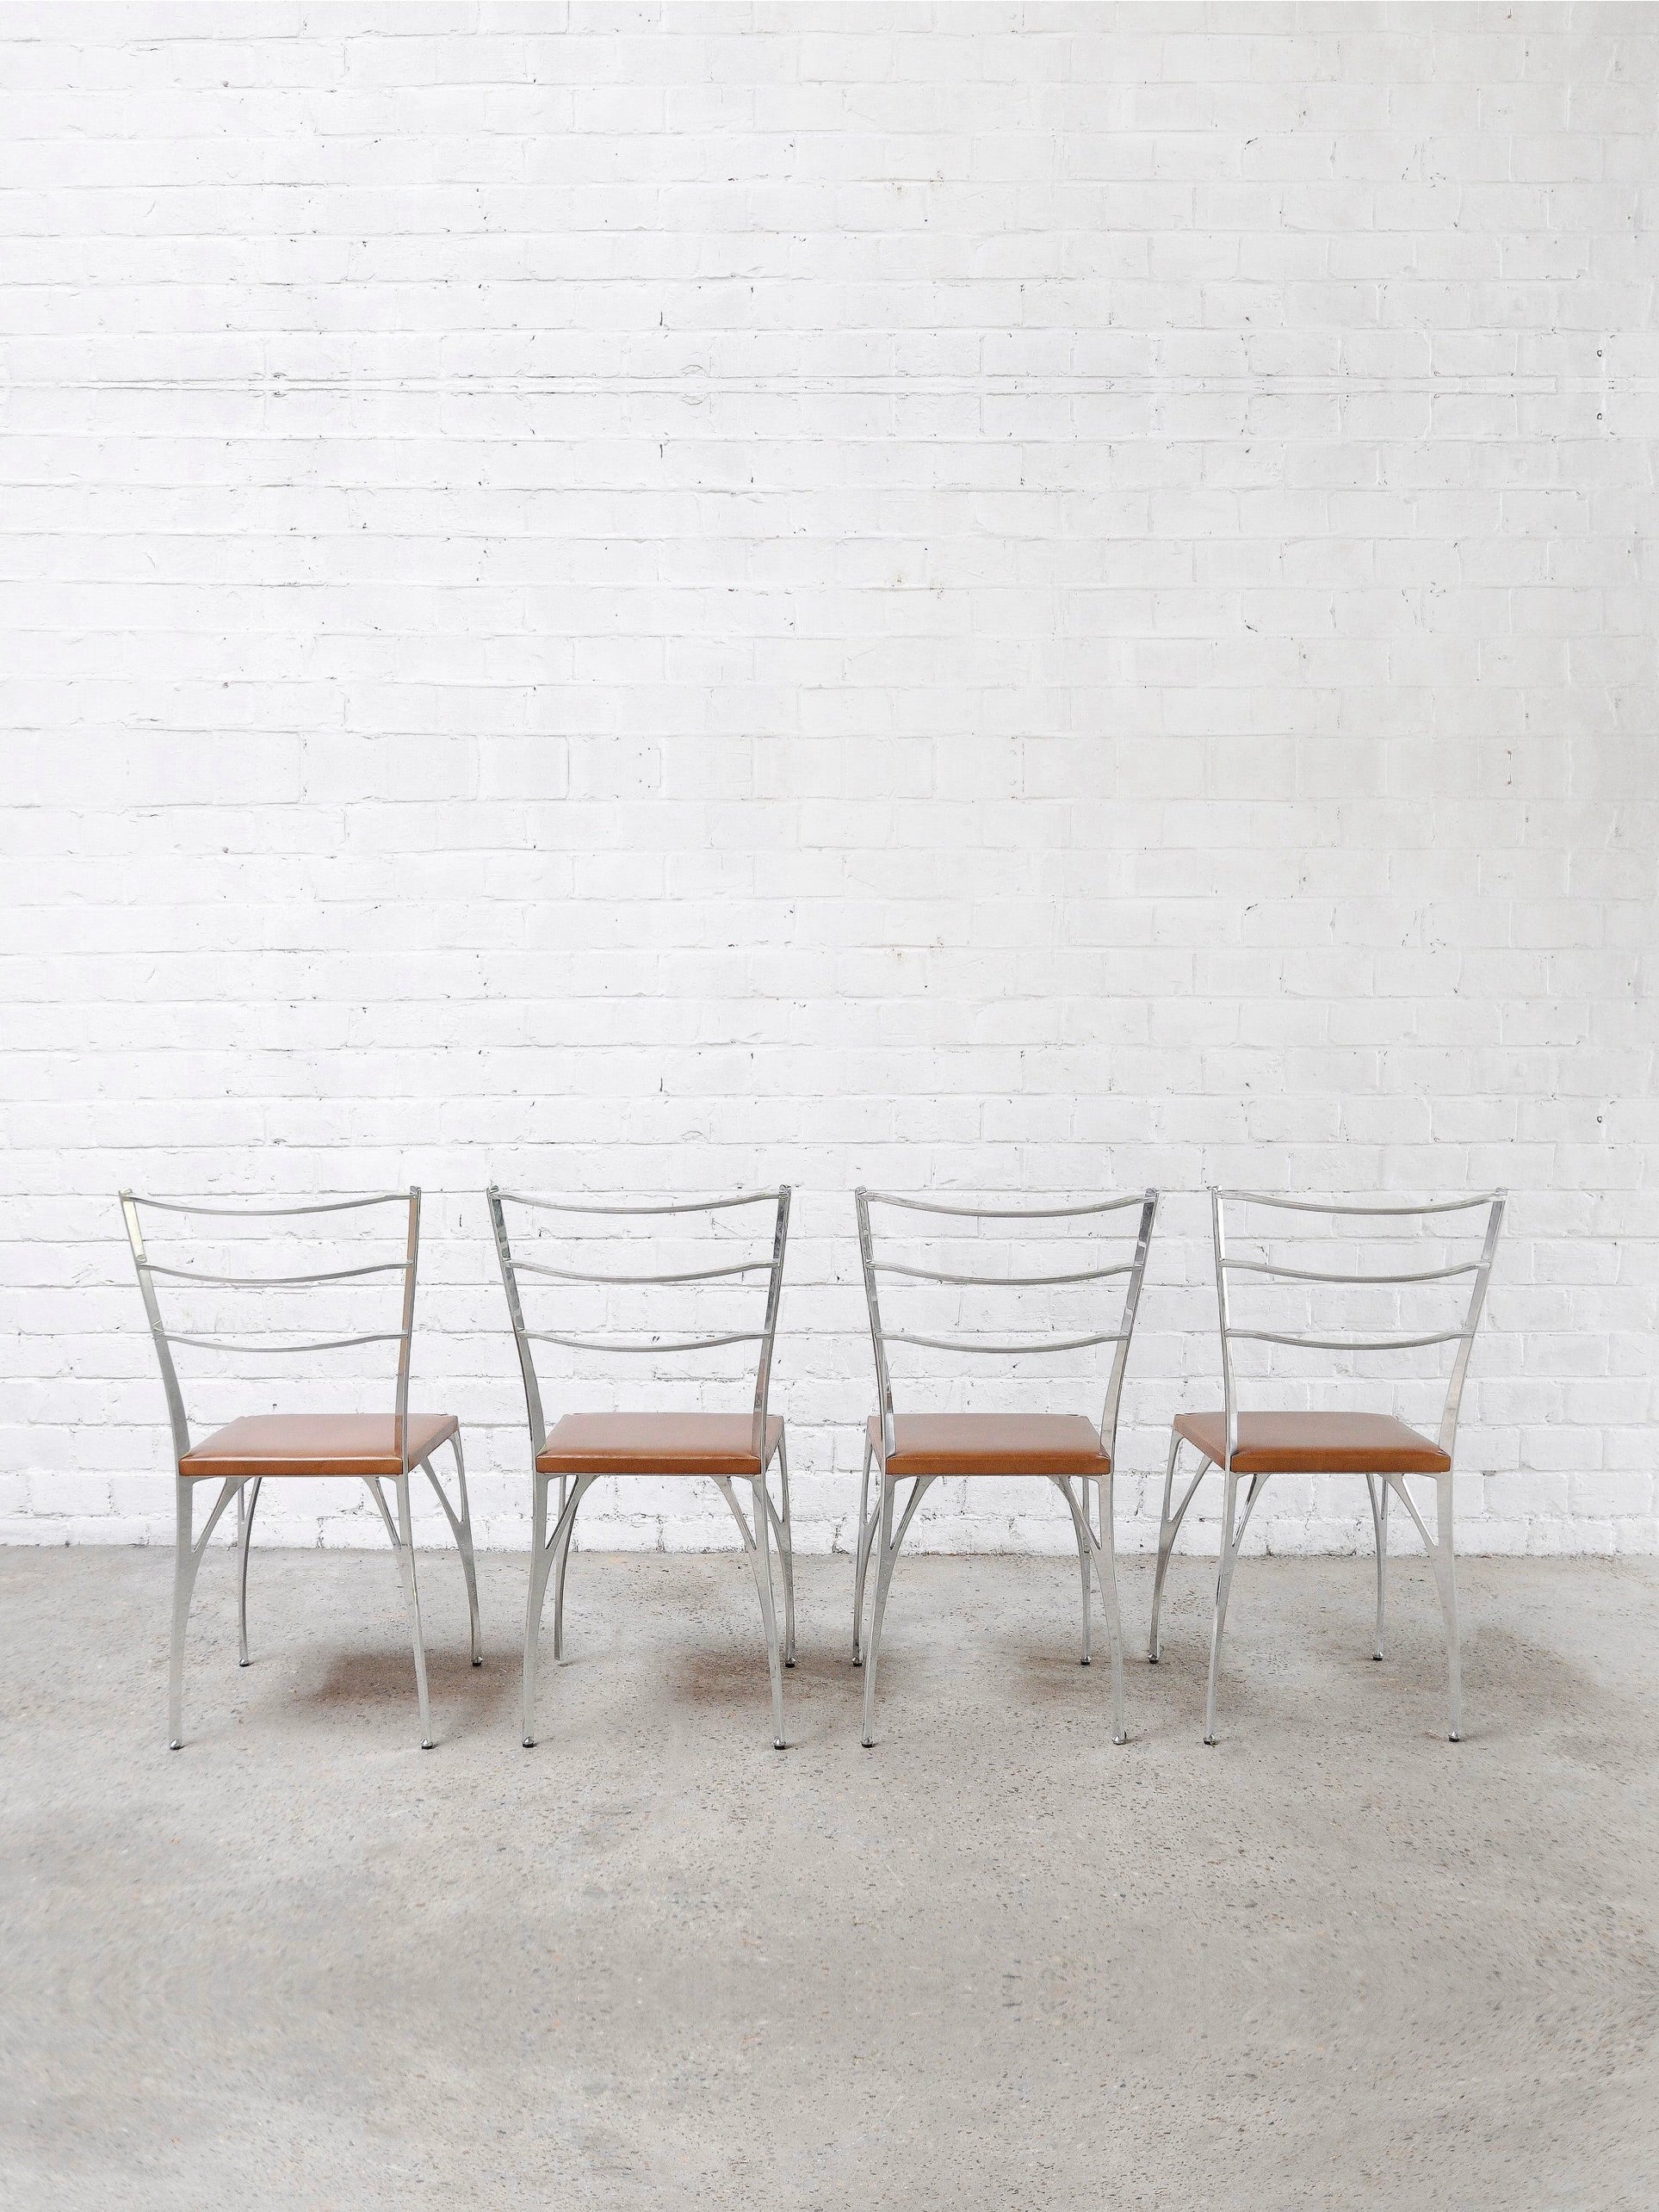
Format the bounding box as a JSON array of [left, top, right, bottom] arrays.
[[860, 1189, 1150, 1220], [511, 1257, 769, 1287], [1223, 1257, 1481, 1286], [874, 1259, 1135, 1288], [884, 1327, 1126, 1356], [121, 1190, 413, 1218], [1216, 1189, 1504, 1218], [492, 1187, 783, 1218], [523, 1328, 765, 1356], [138, 1259, 409, 1288], [166, 1330, 408, 1356], [1226, 1326, 1467, 1355]]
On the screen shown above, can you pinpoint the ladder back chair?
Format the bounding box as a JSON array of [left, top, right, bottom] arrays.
[[853, 1187, 1160, 1748], [120, 1188, 478, 1751], [489, 1185, 794, 1750], [1150, 1189, 1505, 1744]]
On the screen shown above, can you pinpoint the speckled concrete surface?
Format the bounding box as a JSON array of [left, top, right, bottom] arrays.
[[1, 1545, 1655, 2210]]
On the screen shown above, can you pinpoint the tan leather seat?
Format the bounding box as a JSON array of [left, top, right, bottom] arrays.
[[179, 1412, 461, 1479], [869, 1412, 1111, 1478], [536, 1412, 783, 1477], [1173, 1410, 1450, 1475]]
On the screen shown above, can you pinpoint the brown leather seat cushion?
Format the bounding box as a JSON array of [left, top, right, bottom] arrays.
[[180, 1412, 460, 1479], [869, 1413, 1110, 1477], [1173, 1410, 1450, 1475], [536, 1412, 783, 1477]]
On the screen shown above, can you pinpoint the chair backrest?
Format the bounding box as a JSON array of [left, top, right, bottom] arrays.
[[486, 1186, 792, 1464], [854, 1189, 1161, 1462], [1209, 1189, 1507, 1471], [118, 1190, 423, 1470]]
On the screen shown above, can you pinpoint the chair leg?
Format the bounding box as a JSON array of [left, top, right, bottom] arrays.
[[168, 1477, 195, 1749], [523, 1474, 585, 1747], [852, 1431, 876, 1664], [1365, 1473, 1389, 1661], [752, 1474, 787, 1749], [1204, 1472, 1266, 1746], [552, 1472, 595, 1662], [1148, 1431, 1185, 1662], [1075, 1474, 1093, 1667], [862, 1472, 897, 1747], [1094, 1474, 1127, 1746], [1056, 1476, 1128, 1746], [167, 1475, 240, 1750], [859, 1474, 932, 1747], [1435, 1474, 1462, 1742], [452, 1434, 481, 1665], [775, 1434, 796, 1667], [390, 1474, 433, 1748], [237, 1474, 263, 1667]]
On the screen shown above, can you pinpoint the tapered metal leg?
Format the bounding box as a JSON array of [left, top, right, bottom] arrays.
[[1057, 1476, 1128, 1746], [1094, 1474, 1128, 1745], [523, 1473, 587, 1747], [237, 1475, 263, 1667], [523, 1472, 551, 1746], [168, 1478, 195, 1748], [1435, 1474, 1462, 1741], [451, 1434, 481, 1665], [752, 1474, 786, 1748], [1074, 1474, 1093, 1666], [1204, 1473, 1266, 1746], [852, 1432, 876, 1664], [862, 1473, 897, 1747], [858, 1475, 932, 1747], [1365, 1473, 1389, 1660], [775, 1435, 796, 1667], [167, 1475, 240, 1750], [1148, 1431, 1183, 1662], [384, 1474, 433, 1748], [1383, 1473, 1464, 1743]]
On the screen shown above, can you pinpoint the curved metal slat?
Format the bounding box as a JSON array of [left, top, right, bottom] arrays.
[[122, 1191, 412, 1217], [873, 1258, 1133, 1288], [884, 1328, 1125, 1356], [523, 1328, 765, 1355], [1223, 1257, 1481, 1286], [167, 1330, 408, 1356], [1226, 1327, 1466, 1354], [859, 1189, 1148, 1220], [493, 1189, 781, 1217], [511, 1257, 769, 1286], [1216, 1190, 1503, 1218], [138, 1259, 409, 1288]]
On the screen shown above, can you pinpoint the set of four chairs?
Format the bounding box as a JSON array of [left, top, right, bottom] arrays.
[[121, 1181, 1505, 1755]]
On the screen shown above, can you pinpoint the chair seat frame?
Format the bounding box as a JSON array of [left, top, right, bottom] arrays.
[[490, 1185, 794, 1750], [853, 1188, 1159, 1748], [121, 1189, 479, 1751], [1148, 1189, 1505, 1744]]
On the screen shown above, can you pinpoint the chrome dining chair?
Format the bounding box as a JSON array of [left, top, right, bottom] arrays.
[[120, 1189, 478, 1751], [853, 1188, 1159, 1748], [1149, 1190, 1505, 1745], [489, 1185, 793, 1751]]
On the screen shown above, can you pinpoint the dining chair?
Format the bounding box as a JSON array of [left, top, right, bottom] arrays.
[[1149, 1189, 1505, 1744], [853, 1187, 1160, 1748], [120, 1188, 478, 1750], [488, 1185, 794, 1750]]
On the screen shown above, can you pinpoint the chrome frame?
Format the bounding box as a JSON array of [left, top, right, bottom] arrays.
[[489, 1185, 794, 1751], [852, 1187, 1159, 1748], [1148, 1189, 1506, 1744], [120, 1189, 480, 1751]]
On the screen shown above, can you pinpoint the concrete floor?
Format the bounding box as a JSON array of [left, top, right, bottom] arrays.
[[1, 1545, 1656, 2211]]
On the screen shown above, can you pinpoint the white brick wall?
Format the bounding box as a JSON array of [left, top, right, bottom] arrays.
[[2, 3, 1655, 1562]]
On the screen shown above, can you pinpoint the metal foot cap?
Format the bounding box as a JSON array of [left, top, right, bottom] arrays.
[[521, 1736, 535, 1749], [1112, 1729, 1128, 1746]]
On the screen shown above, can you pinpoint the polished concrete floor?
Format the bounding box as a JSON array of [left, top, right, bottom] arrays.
[[1, 1543, 1656, 2210]]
